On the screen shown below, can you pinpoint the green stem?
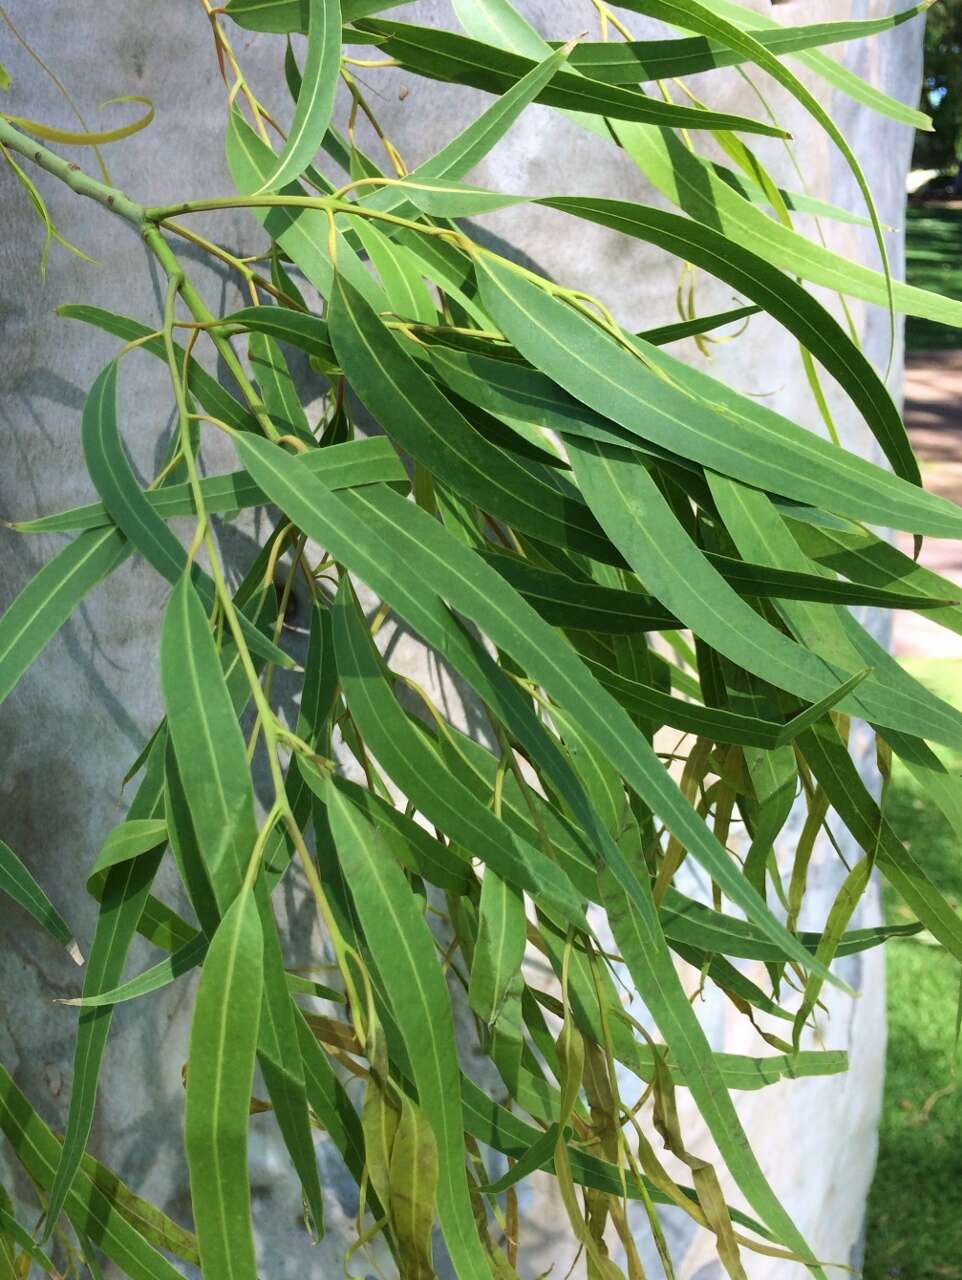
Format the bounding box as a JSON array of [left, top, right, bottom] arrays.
[[0, 114, 144, 223], [0, 115, 279, 442]]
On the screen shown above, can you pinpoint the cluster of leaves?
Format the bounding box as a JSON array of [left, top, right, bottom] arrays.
[[0, 1, 958, 1277]]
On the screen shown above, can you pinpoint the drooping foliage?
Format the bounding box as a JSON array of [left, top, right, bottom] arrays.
[[0, 2, 954, 1276]]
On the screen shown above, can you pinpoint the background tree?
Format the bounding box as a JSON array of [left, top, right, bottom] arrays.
[[913, 0, 962, 174]]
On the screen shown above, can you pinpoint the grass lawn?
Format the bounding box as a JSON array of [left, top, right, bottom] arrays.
[[906, 205, 962, 351], [862, 659, 962, 1279]]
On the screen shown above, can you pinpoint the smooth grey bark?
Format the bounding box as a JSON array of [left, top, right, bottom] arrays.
[[0, 2, 923, 1275]]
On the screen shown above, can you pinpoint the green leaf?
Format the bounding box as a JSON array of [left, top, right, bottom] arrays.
[[325, 784, 490, 1279], [322, 773, 474, 894], [185, 886, 263, 1280], [0, 838, 79, 957], [792, 520, 962, 645], [160, 573, 258, 913], [43, 814, 167, 1240], [469, 870, 527, 1027], [327, 269, 617, 562], [79, 1148, 200, 1267], [598, 0, 897, 341], [598, 864, 824, 1274], [385, 176, 527, 219], [477, 257, 958, 536], [558, 5, 930, 83], [539, 197, 918, 488], [254, 882, 327, 1237], [330, 581, 584, 925], [228, 302, 336, 364], [0, 527, 130, 704], [14, 436, 406, 534], [620, 113, 949, 322], [637, 303, 759, 346], [456, 0, 955, 325], [80, 362, 293, 668], [256, 0, 341, 191], [249, 331, 315, 442], [703, 0, 933, 130], [351, 217, 437, 323], [0, 1203, 58, 1276], [660, 888, 921, 963], [387, 38, 574, 191], [226, 0, 409, 33], [355, 19, 791, 136], [706, 474, 962, 749], [61, 935, 208, 1009], [798, 719, 962, 963], [480, 547, 950, 635], [0, 1066, 186, 1280], [58, 303, 261, 433]]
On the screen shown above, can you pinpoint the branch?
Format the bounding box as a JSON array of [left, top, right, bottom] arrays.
[[0, 115, 145, 226]]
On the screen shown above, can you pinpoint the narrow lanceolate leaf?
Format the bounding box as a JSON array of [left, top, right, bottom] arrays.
[[539, 197, 918, 488], [612, 0, 896, 335], [81, 362, 292, 667], [185, 888, 263, 1280], [58, 304, 260, 434], [80, 1147, 200, 1266], [0, 1065, 185, 1280], [389, 1096, 439, 1279], [704, 0, 932, 130], [326, 785, 490, 1280], [558, 5, 930, 83], [0, 1203, 58, 1276], [638, 303, 760, 346], [469, 870, 527, 1027], [256, 0, 341, 191], [481, 547, 948, 633], [373, 38, 575, 201], [705, 474, 962, 749], [355, 19, 789, 136], [797, 720, 962, 963], [327, 270, 616, 562], [160, 573, 258, 912], [249, 332, 314, 442], [44, 818, 167, 1239], [15, 437, 406, 535], [254, 882, 327, 1236], [330, 582, 584, 925], [62, 935, 208, 1009], [0, 527, 130, 704], [477, 258, 962, 537], [456, 0, 952, 328], [233, 434, 837, 980], [598, 865, 825, 1277], [0, 838, 79, 958], [227, 303, 336, 365], [226, 0, 411, 31]]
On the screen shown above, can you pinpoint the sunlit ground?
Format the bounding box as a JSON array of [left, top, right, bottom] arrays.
[[863, 662, 962, 1279], [905, 204, 962, 352], [860, 204, 962, 1277]]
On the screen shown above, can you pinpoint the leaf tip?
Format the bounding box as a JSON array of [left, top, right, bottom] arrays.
[[561, 32, 587, 56]]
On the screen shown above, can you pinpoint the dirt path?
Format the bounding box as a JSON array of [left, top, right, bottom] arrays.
[[893, 351, 962, 659]]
